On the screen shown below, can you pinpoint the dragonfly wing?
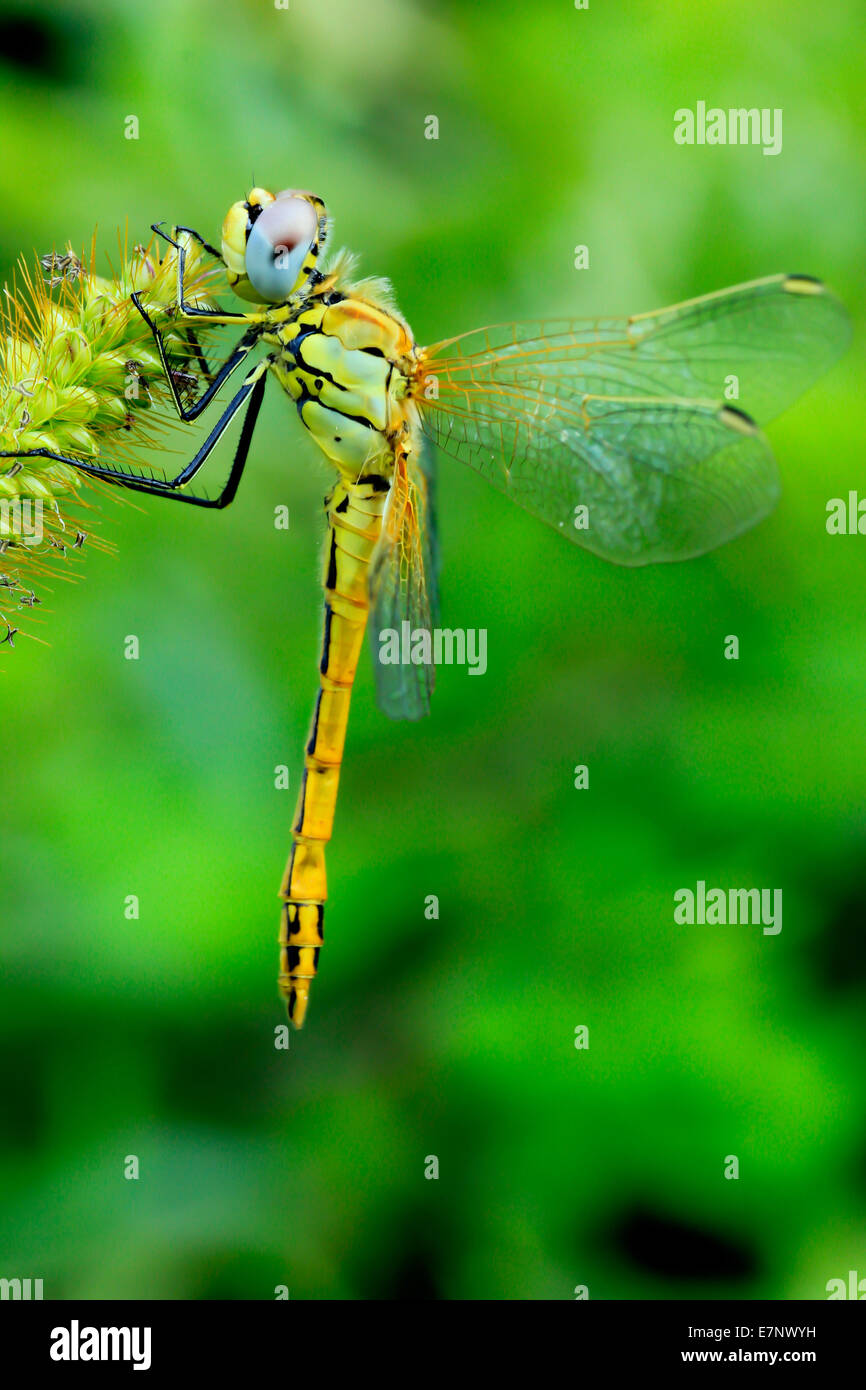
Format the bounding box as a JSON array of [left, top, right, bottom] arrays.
[[368, 434, 439, 719], [424, 275, 850, 424], [415, 430, 440, 626], [615, 274, 850, 422], [424, 389, 778, 565], [419, 274, 847, 565]]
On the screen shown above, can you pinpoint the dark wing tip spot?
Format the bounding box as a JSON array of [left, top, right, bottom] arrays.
[[719, 404, 759, 434], [783, 273, 825, 295]]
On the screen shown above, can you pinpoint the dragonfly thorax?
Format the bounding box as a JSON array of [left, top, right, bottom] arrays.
[[266, 291, 418, 479]]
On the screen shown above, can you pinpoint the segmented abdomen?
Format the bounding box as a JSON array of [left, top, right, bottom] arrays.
[[278, 474, 390, 1026]]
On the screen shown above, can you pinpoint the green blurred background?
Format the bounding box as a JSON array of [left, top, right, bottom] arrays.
[[0, 0, 863, 1301]]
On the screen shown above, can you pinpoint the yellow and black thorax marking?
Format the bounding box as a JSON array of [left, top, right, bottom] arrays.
[[262, 293, 418, 479]]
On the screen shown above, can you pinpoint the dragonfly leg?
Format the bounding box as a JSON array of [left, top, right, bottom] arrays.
[[131, 218, 266, 420], [138, 225, 223, 395], [0, 365, 267, 510], [131, 289, 260, 423], [152, 221, 223, 264], [149, 222, 257, 324]]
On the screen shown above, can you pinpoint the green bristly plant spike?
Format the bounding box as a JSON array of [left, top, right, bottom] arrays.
[[0, 233, 219, 642]]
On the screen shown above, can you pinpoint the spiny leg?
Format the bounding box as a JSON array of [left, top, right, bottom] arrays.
[[160, 223, 230, 388], [150, 222, 259, 324], [0, 365, 268, 510], [131, 292, 260, 423], [182, 327, 217, 388], [157, 222, 225, 384], [150, 221, 226, 321], [159, 222, 222, 264], [128, 222, 267, 421]]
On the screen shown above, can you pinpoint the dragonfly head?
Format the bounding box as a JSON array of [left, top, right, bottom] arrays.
[[221, 188, 328, 303]]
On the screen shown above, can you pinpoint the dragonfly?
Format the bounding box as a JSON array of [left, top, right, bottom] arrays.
[[0, 187, 850, 1026]]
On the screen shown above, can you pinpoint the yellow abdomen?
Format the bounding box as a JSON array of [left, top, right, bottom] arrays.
[[272, 288, 419, 1026], [278, 476, 391, 1026]]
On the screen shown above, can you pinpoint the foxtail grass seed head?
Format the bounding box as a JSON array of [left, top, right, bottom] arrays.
[[0, 232, 221, 640]]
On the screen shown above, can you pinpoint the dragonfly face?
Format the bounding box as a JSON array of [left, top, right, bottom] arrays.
[[0, 185, 850, 1027], [220, 186, 420, 480], [221, 187, 328, 304]]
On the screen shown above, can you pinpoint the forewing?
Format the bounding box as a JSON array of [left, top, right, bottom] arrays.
[[419, 274, 848, 565]]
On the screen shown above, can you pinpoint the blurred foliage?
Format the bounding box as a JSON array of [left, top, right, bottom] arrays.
[[0, 0, 864, 1300]]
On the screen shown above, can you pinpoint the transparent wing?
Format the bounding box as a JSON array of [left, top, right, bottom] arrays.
[[415, 431, 440, 626], [368, 434, 439, 720], [419, 274, 849, 566]]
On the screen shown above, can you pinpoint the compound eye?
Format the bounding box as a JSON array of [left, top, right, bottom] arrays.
[[244, 193, 318, 301]]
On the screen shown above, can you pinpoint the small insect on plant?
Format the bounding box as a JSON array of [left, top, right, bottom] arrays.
[[0, 187, 850, 1026]]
